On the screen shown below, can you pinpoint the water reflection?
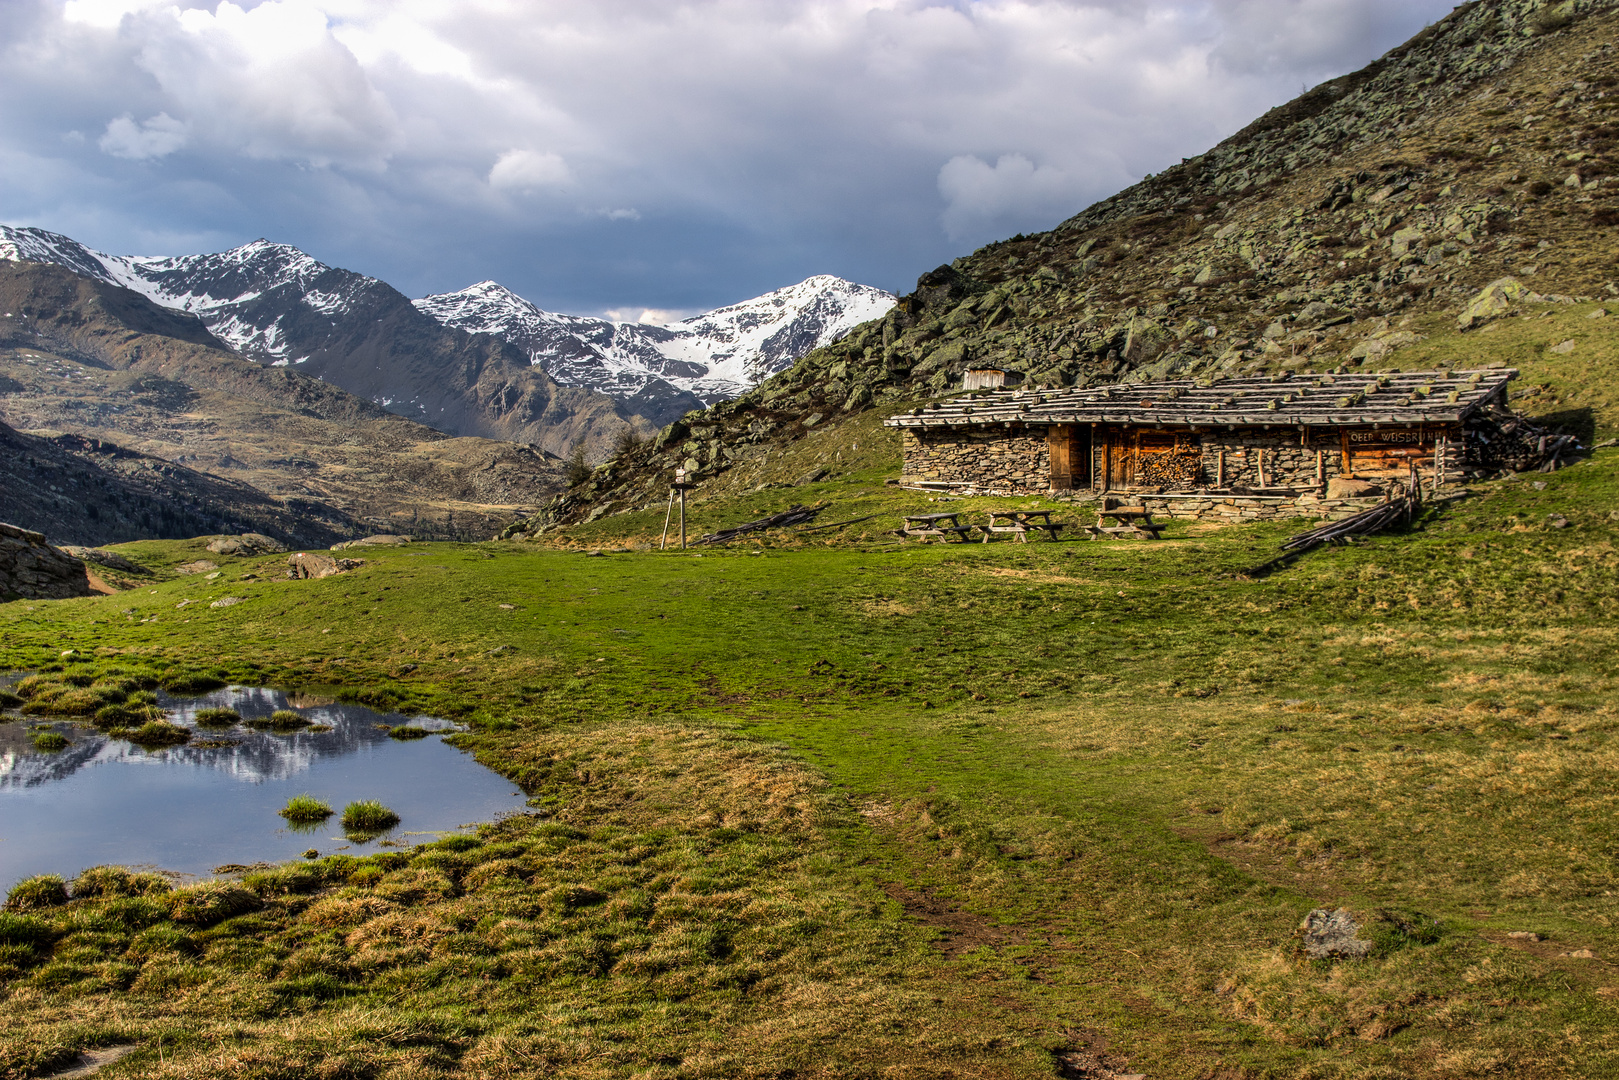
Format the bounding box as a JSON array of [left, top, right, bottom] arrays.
[[0, 684, 526, 893]]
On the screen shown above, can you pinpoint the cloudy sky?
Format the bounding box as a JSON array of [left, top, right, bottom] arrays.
[[1, 0, 1454, 320]]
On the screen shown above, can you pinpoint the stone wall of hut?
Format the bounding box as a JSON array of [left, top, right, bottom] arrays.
[[900, 427, 1048, 493]]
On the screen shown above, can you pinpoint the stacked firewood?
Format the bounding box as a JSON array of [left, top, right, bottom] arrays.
[[1466, 406, 1582, 473], [1135, 449, 1203, 486]]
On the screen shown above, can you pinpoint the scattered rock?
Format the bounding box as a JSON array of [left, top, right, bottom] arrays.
[[287, 552, 365, 579], [302, 849, 319, 859], [584, 549, 606, 557], [209, 596, 246, 608], [175, 598, 193, 609], [206, 533, 287, 556], [1507, 931, 1543, 942], [1548, 514, 1571, 528], [498, 603, 516, 610], [0, 521, 95, 601], [1326, 476, 1381, 499], [1567, 948, 1598, 959], [1550, 339, 1577, 354], [1300, 907, 1372, 959], [175, 560, 219, 575], [1532, 480, 1548, 490], [329, 534, 411, 550]]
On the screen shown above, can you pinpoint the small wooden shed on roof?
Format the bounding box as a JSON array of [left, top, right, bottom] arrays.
[[885, 367, 1517, 498]]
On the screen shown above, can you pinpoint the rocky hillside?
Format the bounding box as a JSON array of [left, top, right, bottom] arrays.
[[0, 262, 565, 543], [416, 275, 894, 405], [520, 0, 1619, 532], [0, 416, 357, 549]]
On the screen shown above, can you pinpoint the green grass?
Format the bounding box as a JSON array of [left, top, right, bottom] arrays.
[[192, 707, 240, 727], [278, 795, 333, 824], [2, 438, 1619, 1075], [339, 800, 400, 834]]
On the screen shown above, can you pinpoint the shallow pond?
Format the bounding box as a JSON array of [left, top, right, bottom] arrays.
[[0, 684, 526, 893]]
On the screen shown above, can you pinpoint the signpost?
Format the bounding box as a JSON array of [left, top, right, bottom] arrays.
[[660, 467, 695, 550]]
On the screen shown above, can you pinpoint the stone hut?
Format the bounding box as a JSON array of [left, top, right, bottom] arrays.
[[885, 368, 1519, 520]]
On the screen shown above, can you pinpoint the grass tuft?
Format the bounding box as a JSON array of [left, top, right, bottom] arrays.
[[4, 876, 68, 912], [121, 721, 190, 747], [193, 707, 240, 728], [386, 725, 431, 740], [29, 730, 68, 751], [279, 795, 334, 824], [159, 673, 227, 695], [340, 800, 400, 834], [71, 866, 173, 899], [246, 708, 310, 732]]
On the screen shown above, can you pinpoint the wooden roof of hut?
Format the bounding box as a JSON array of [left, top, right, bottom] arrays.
[[885, 368, 1516, 430]]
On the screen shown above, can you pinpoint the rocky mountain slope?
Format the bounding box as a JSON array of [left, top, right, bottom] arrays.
[[0, 262, 565, 543], [415, 275, 894, 405], [520, 0, 1619, 532], [0, 229, 646, 456]]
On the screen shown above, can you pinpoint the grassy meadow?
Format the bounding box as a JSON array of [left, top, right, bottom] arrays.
[[5, 308, 1619, 1078]]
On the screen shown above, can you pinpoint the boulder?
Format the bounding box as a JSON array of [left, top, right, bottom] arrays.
[[1457, 277, 1542, 330], [1326, 477, 1382, 499], [329, 534, 411, 551], [175, 560, 220, 576], [1300, 908, 1372, 959], [287, 553, 365, 579], [61, 546, 149, 576], [207, 533, 287, 556], [0, 522, 95, 601]]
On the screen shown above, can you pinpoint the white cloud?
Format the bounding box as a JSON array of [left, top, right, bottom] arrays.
[[99, 112, 188, 160], [0, 0, 1457, 307], [938, 153, 1079, 242], [602, 307, 698, 326], [488, 149, 569, 192]]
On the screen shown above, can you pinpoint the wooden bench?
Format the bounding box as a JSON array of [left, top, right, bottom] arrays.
[[980, 510, 1067, 543], [895, 512, 978, 542], [1084, 501, 1164, 540]]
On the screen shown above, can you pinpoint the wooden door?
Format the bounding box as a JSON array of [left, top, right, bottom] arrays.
[[1105, 428, 1135, 488], [1048, 425, 1073, 490]]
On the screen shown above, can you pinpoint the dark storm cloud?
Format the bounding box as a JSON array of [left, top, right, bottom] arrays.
[[1, 0, 1454, 316]]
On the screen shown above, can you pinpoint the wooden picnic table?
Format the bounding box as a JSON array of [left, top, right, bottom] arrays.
[[980, 510, 1066, 543], [1085, 501, 1164, 540], [895, 511, 978, 542]]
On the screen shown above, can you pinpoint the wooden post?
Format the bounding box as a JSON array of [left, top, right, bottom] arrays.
[[1216, 449, 1225, 487], [1101, 434, 1111, 493], [680, 486, 687, 550], [1315, 449, 1324, 490], [659, 488, 676, 550], [1434, 435, 1445, 488], [1258, 448, 1267, 488]]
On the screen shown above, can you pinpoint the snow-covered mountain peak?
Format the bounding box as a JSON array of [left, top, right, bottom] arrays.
[[415, 274, 895, 402]]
